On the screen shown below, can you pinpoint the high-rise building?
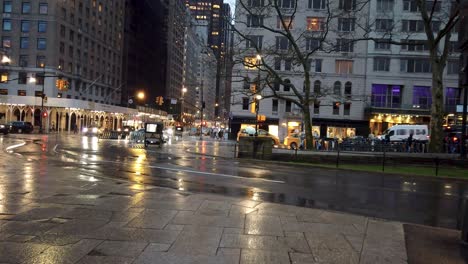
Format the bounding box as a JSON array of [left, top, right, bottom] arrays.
[[0, 0, 128, 132], [230, 0, 460, 142], [122, 0, 167, 109]]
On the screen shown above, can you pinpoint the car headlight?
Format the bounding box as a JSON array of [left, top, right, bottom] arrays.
[[83, 127, 89, 133], [167, 128, 173, 134], [0, 125, 4, 128], [92, 127, 98, 133]]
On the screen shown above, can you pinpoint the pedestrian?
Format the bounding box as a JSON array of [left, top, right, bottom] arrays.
[[406, 133, 413, 153], [218, 129, 224, 140]]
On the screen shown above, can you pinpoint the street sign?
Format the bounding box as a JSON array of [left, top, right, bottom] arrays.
[[128, 98, 134, 104]]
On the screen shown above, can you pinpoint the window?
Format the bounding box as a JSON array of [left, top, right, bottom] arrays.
[[69, 30, 74, 41], [0, 89, 7, 95], [447, 60, 459, 75], [276, 36, 289, 50], [59, 42, 65, 53], [306, 17, 324, 31], [246, 35, 263, 49], [375, 19, 393, 31], [244, 56, 259, 70], [35, 91, 43, 97], [285, 101, 292, 112], [37, 38, 46, 50], [344, 103, 351, 115], [403, 0, 441, 12], [402, 40, 429, 52], [446, 87, 459, 106], [69, 46, 74, 57], [377, 0, 394, 12], [19, 55, 28, 67], [274, 58, 281, 70], [338, 18, 355, 32], [335, 60, 353, 74], [334, 81, 341, 95], [339, 0, 356, 10], [3, 1, 12, 13], [248, 0, 264, 7], [3, 19, 12, 31], [21, 20, 30, 32], [35, 73, 44, 85], [284, 79, 291, 92], [278, 0, 295, 8], [36, 56, 45, 67], [284, 59, 292, 71], [39, 3, 48, 14], [60, 25, 66, 37], [401, 20, 424, 32], [345, 82, 352, 98], [20, 37, 29, 49], [309, 0, 325, 9], [401, 59, 431, 73], [314, 101, 320, 114], [0, 72, 8, 82], [375, 39, 391, 50], [22, 2, 31, 13], [247, 15, 264, 27], [272, 99, 278, 112], [277, 16, 293, 29], [373, 57, 390, 71], [314, 81, 321, 94], [18, 90, 27, 96], [242, 98, 249, 110], [336, 39, 354, 52], [449, 41, 460, 53], [2, 36, 11, 48], [18, 72, 27, 84], [413, 86, 431, 109], [333, 102, 340, 115], [38, 21, 47, 33], [308, 59, 322, 73], [306, 38, 321, 51]]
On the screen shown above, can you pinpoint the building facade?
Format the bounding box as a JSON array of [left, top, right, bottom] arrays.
[[231, 0, 460, 142], [1, 0, 128, 132]]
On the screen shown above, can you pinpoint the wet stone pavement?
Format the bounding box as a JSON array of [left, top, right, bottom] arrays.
[[0, 139, 408, 263]]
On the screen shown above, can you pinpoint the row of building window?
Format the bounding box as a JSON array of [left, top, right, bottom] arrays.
[[246, 15, 356, 32], [1, 19, 47, 33], [243, 56, 459, 75], [2, 1, 48, 14], [245, 0, 442, 13], [241, 97, 351, 115]]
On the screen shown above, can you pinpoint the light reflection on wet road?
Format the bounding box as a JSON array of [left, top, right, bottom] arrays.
[[3, 134, 468, 229]]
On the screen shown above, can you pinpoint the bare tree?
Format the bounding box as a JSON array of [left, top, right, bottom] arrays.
[[231, 0, 370, 149]]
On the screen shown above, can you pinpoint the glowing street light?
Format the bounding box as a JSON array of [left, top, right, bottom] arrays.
[[137, 91, 145, 100], [28, 77, 37, 83], [1, 55, 11, 64], [182, 87, 187, 94]]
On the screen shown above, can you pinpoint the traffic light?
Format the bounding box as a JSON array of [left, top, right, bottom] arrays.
[[156, 96, 164, 106], [42, 111, 48, 118], [56, 80, 61, 88], [62, 80, 69, 90]]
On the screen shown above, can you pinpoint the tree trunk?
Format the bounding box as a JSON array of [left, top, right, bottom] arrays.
[[428, 64, 445, 153], [303, 104, 314, 150]]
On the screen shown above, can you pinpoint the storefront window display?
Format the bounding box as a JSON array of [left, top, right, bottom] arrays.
[[327, 127, 356, 139]]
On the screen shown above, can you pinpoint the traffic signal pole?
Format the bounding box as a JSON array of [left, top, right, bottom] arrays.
[[39, 65, 45, 133]]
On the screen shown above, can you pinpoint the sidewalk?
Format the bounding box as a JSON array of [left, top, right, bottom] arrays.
[[0, 138, 408, 264]]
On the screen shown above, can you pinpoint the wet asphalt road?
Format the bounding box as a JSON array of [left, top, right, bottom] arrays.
[[2, 134, 468, 229]]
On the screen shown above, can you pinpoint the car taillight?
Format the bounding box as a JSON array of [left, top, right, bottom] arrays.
[[453, 137, 458, 142]]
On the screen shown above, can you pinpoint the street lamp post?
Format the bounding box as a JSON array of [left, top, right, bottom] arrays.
[[39, 63, 45, 134], [255, 54, 262, 136]]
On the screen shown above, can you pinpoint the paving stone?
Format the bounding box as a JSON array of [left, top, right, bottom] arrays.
[[145, 243, 171, 252], [133, 251, 239, 264], [164, 224, 185, 231], [59, 208, 113, 221], [245, 214, 283, 236], [171, 211, 244, 228], [28, 239, 103, 264], [360, 220, 407, 264], [289, 252, 318, 263], [10, 207, 71, 221], [254, 203, 302, 217], [224, 227, 244, 234], [196, 200, 231, 216], [233, 200, 261, 208], [29, 234, 82, 246], [240, 249, 290, 264], [83, 225, 181, 244], [0, 242, 50, 263], [45, 219, 108, 236], [91, 241, 148, 257], [220, 233, 310, 253], [126, 209, 177, 229], [132, 199, 202, 211], [76, 255, 135, 264], [229, 205, 257, 216], [304, 231, 360, 264], [0, 220, 57, 236], [5, 234, 35, 243], [169, 226, 223, 256]]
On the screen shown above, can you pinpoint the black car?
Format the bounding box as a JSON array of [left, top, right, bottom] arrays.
[[7, 121, 34, 133], [0, 123, 8, 135]]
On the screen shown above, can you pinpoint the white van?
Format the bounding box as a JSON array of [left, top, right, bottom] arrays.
[[381, 125, 430, 142]]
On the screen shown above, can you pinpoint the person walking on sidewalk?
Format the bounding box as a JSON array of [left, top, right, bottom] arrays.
[[406, 133, 414, 153]]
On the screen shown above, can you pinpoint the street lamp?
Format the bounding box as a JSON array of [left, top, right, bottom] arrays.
[[1, 55, 10, 64], [39, 63, 46, 133], [137, 91, 145, 100]]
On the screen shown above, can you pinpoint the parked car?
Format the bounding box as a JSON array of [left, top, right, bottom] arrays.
[[284, 133, 304, 150], [0, 123, 9, 135], [82, 126, 101, 137], [237, 127, 280, 146], [7, 121, 34, 133]]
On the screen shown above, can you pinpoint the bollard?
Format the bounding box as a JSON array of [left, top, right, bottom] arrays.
[[294, 147, 298, 159]]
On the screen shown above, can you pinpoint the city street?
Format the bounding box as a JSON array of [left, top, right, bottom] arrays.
[[1, 134, 466, 229]]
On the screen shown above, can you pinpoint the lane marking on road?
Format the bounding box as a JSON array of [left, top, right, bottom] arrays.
[[147, 164, 285, 184], [5, 141, 26, 152]]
